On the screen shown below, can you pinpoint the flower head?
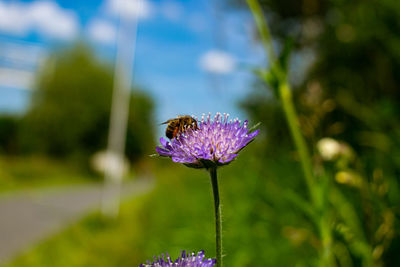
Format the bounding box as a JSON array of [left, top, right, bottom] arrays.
[[317, 138, 341, 161], [139, 250, 216, 267], [317, 137, 353, 161], [156, 113, 259, 168]]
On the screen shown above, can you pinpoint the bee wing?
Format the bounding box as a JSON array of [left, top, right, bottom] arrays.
[[160, 119, 173, 125]]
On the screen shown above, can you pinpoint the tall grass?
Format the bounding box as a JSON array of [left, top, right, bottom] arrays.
[[246, 0, 396, 266]]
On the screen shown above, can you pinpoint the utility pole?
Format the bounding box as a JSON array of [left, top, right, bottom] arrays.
[[101, 0, 141, 217]]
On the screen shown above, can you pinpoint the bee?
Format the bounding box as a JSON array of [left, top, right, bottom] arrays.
[[161, 115, 199, 139]]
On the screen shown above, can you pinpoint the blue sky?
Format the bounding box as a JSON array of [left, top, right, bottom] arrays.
[[0, 0, 265, 132]]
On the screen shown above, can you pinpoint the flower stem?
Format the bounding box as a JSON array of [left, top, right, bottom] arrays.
[[209, 167, 222, 267], [246, 0, 276, 64], [278, 82, 317, 205], [247, 0, 333, 265]]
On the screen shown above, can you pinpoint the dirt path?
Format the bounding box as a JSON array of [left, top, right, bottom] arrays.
[[0, 178, 154, 264]]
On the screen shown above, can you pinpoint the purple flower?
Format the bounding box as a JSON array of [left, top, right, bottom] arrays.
[[139, 250, 216, 267], [156, 113, 259, 168]]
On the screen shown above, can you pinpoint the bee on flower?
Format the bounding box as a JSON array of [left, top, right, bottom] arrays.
[[156, 113, 260, 169]]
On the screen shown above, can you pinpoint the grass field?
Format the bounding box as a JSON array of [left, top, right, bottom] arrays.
[[4, 146, 312, 267], [3, 142, 398, 266]]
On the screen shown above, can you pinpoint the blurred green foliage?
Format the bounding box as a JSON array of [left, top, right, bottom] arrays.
[[241, 0, 400, 151], [244, 0, 400, 179], [0, 44, 155, 171], [239, 0, 400, 265], [0, 156, 94, 192]]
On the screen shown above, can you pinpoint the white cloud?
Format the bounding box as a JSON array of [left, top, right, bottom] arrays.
[[199, 50, 236, 74], [107, 0, 152, 20], [160, 1, 183, 22], [0, 68, 35, 90], [0, 42, 46, 67], [29, 1, 78, 40], [88, 20, 117, 45], [0, 2, 30, 36], [0, 1, 78, 40]]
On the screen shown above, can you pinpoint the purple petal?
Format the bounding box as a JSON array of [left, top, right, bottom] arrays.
[[156, 146, 171, 156], [160, 137, 171, 148], [219, 153, 238, 163], [139, 250, 215, 267], [172, 156, 188, 163], [247, 129, 260, 139]]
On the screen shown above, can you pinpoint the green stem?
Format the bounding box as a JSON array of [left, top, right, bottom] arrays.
[[320, 216, 333, 267], [246, 0, 277, 64], [280, 80, 333, 266], [246, 0, 333, 264], [209, 167, 222, 267], [278, 82, 317, 205], [247, 0, 316, 204]]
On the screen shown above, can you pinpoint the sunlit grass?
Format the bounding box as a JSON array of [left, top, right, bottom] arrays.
[[3, 161, 214, 267], [5, 141, 392, 266], [4, 148, 314, 267]]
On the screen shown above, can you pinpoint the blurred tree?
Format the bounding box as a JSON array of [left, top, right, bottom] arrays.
[[19, 44, 155, 167], [0, 115, 19, 154]]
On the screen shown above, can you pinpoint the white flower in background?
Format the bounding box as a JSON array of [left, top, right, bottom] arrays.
[[317, 137, 341, 161]]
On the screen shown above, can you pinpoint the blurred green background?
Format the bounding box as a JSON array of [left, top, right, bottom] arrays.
[[0, 0, 399, 266]]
